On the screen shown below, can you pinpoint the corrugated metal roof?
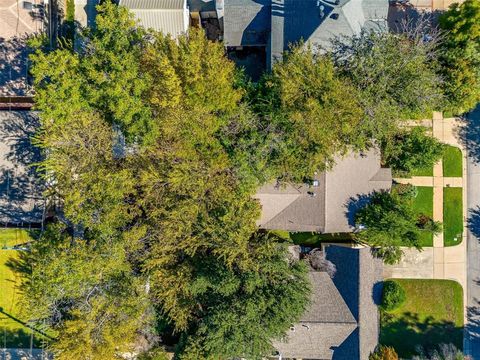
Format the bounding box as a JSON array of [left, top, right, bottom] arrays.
[[129, 9, 188, 36], [119, 0, 185, 9]]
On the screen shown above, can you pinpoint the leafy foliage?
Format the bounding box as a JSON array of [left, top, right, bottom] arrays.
[[381, 280, 406, 312], [28, 3, 310, 359], [355, 191, 441, 264], [383, 127, 445, 176], [253, 46, 364, 181], [332, 30, 443, 140], [439, 0, 480, 113], [370, 345, 399, 360]]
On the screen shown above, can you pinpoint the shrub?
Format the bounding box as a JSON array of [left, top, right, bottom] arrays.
[[393, 183, 418, 200], [381, 280, 406, 311], [370, 345, 399, 360]]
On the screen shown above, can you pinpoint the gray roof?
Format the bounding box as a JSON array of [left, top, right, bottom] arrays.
[[119, 0, 189, 37], [273, 246, 383, 360], [0, 111, 44, 224], [223, 0, 271, 46], [255, 148, 392, 233], [223, 0, 388, 67]]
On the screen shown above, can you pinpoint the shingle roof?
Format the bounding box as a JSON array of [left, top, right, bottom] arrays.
[[223, 0, 388, 67], [326, 245, 383, 360], [119, 0, 189, 37], [223, 0, 271, 46], [273, 246, 383, 360], [0, 111, 44, 224], [255, 148, 392, 233]]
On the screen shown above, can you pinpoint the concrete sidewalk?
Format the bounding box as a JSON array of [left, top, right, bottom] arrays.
[[386, 112, 468, 321]]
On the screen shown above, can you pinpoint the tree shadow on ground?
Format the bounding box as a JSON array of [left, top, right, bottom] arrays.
[[380, 311, 463, 358], [467, 206, 480, 240], [0, 36, 35, 97], [465, 298, 480, 341], [455, 105, 480, 164]]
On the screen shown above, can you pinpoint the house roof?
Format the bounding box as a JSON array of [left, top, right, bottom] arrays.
[[119, 0, 189, 37], [0, 111, 44, 224], [223, 0, 271, 46], [223, 0, 388, 67], [255, 148, 392, 233], [273, 245, 383, 360]]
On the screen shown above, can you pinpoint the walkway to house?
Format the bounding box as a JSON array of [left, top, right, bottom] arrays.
[[384, 112, 468, 320]]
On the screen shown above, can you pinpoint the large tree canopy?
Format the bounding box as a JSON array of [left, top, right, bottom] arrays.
[[331, 30, 444, 141], [27, 3, 310, 359], [253, 46, 364, 181], [439, 0, 480, 113]]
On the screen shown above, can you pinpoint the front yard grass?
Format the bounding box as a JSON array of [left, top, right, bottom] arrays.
[[380, 279, 463, 358], [412, 187, 434, 247], [0, 230, 47, 347], [443, 145, 463, 178], [0, 228, 32, 248], [443, 187, 463, 246]]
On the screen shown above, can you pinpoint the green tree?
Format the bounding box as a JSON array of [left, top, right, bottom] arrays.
[[332, 30, 444, 140], [383, 127, 444, 175], [254, 46, 364, 181], [439, 0, 480, 113], [27, 3, 310, 359], [355, 191, 441, 264], [17, 224, 150, 360]]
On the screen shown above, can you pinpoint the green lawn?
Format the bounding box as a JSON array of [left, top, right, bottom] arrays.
[[272, 230, 352, 247], [410, 165, 434, 177], [380, 279, 463, 358], [0, 228, 33, 248], [411, 187, 434, 247], [443, 145, 463, 178], [0, 230, 47, 347], [443, 187, 463, 246]]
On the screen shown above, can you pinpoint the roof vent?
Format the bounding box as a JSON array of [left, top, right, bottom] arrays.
[[312, 180, 319, 187], [319, 5, 325, 18], [307, 191, 317, 197], [290, 325, 296, 332], [330, 13, 339, 20]]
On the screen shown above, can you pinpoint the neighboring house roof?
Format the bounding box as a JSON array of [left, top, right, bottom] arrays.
[[255, 148, 392, 233], [273, 245, 383, 360], [223, 0, 271, 46], [223, 0, 388, 67], [0, 111, 44, 224], [119, 0, 190, 37]]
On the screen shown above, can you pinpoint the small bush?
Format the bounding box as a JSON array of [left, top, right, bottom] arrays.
[[393, 183, 418, 200], [370, 345, 399, 360], [381, 280, 406, 311]]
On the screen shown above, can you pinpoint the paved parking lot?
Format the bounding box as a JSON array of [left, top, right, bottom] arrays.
[[0, 0, 45, 95]]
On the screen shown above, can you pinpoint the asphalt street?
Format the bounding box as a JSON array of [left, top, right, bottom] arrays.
[[465, 105, 480, 359]]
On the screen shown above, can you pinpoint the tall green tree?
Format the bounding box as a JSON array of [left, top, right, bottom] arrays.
[[331, 30, 444, 140], [439, 0, 480, 113], [355, 191, 441, 264], [27, 3, 310, 359], [383, 127, 445, 175], [253, 46, 364, 181]]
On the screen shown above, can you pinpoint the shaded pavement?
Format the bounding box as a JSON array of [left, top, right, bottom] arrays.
[[464, 104, 480, 359]]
